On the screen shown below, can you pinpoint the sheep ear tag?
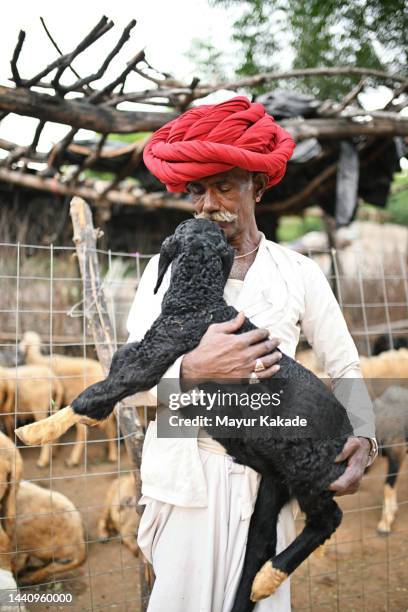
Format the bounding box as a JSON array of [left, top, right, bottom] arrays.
[[154, 235, 179, 294]]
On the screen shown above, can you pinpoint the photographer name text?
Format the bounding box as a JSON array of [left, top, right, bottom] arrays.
[[168, 415, 308, 428]]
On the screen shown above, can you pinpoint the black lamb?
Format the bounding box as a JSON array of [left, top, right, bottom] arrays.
[[19, 218, 354, 611]]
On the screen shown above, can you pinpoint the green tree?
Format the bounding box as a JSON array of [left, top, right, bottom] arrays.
[[203, 0, 408, 99], [185, 38, 229, 82]]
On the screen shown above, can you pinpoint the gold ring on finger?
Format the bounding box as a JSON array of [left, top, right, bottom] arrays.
[[254, 358, 266, 373]]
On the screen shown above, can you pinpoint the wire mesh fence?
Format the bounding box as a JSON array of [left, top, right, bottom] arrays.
[[0, 232, 407, 611]]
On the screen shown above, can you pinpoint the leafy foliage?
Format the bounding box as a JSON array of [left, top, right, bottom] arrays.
[[185, 39, 229, 81], [198, 0, 408, 98], [277, 213, 323, 242], [107, 132, 152, 143], [386, 171, 408, 226]]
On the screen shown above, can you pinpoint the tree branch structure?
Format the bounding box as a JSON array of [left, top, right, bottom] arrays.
[[0, 16, 406, 214]]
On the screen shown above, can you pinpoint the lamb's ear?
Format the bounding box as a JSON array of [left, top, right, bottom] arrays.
[[217, 243, 235, 283], [154, 235, 179, 294]]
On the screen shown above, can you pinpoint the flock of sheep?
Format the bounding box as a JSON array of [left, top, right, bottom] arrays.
[[0, 329, 407, 594], [296, 340, 408, 535], [0, 331, 140, 594]]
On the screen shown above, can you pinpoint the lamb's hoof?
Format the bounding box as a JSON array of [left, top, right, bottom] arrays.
[[377, 520, 391, 536], [125, 541, 140, 557], [250, 561, 287, 602], [98, 534, 109, 543], [36, 460, 49, 469], [65, 457, 80, 468], [107, 452, 118, 463]]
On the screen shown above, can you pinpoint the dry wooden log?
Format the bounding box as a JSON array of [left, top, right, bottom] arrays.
[[70, 196, 152, 609], [0, 167, 192, 211], [281, 115, 408, 140], [193, 67, 408, 97], [0, 137, 145, 163], [0, 86, 175, 133], [24, 66, 407, 108], [1, 85, 406, 138]]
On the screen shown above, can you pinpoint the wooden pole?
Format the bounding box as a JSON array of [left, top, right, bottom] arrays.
[[69, 196, 152, 610]]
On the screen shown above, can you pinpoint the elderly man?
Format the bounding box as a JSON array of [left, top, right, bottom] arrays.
[[126, 97, 377, 612]]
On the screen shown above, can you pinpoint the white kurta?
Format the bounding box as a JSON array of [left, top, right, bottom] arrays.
[[138, 447, 294, 612], [126, 232, 375, 612]]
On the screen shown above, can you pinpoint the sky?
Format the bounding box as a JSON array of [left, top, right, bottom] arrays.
[[0, 0, 404, 162]]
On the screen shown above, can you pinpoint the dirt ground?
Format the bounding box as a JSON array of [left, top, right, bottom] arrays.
[[17, 428, 140, 612], [291, 457, 408, 612], [15, 432, 408, 612]]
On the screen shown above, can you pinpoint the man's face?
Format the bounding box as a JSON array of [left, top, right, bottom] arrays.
[[187, 168, 263, 239]]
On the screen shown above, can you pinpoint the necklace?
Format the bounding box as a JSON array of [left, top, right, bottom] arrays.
[[234, 240, 261, 259]]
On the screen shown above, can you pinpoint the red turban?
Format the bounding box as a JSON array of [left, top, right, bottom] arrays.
[[143, 96, 295, 192]]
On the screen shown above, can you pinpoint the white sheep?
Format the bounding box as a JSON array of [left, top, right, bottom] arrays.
[[19, 331, 117, 467]]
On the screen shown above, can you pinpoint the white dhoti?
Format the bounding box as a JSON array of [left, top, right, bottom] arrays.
[[137, 444, 295, 612]]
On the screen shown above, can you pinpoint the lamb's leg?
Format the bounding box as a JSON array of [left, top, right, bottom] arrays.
[[15, 406, 87, 446], [103, 416, 118, 463], [230, 477, 289, 612], [97, 507, 112, 542], [72, 339, 185, 422], [251, 492, 342, 602], [17, 556, 84, 585], [34, 412, 52, 468], [377, 443, 405, 534], [16, 341, 175, 447], [66, 423, 87, 467], [121, 531, 140, 556], [71, 342, 146, 422], [36, 443, 52, 468], [0, 478, 13, 543]]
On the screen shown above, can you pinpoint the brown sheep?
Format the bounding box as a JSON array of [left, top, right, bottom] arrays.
[[19, 331, 117, 467], [0, 533, 26, 612], [296, 347, 408, 380], [12, 480, 86, 585], [0, 431, 23, 542], [0, 365, 63, 468], [360, 348, 408, 378], [0, 434, 25, 608], [295, 349, 325, 378], [296, 349, 408, 536], [98, 474, 140, 556], [372, 386, 408, 535]]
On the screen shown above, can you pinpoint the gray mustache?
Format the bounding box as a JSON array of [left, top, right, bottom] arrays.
[[194, 210, 238, 222]]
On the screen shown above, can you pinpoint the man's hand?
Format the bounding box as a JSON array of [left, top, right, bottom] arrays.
[[329, 436, 370, 496], [181, 311, 282, 381]]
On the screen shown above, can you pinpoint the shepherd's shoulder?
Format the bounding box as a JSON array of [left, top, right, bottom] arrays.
[[263, 238, 320, 273]]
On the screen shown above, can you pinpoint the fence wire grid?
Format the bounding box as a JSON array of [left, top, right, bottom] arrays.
[[0, 238, 407, 612]]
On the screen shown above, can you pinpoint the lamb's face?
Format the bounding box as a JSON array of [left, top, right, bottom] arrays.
[[174, 218, 227, 250], [19, 331, 41, 355], [154, 218, 235, 294]]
